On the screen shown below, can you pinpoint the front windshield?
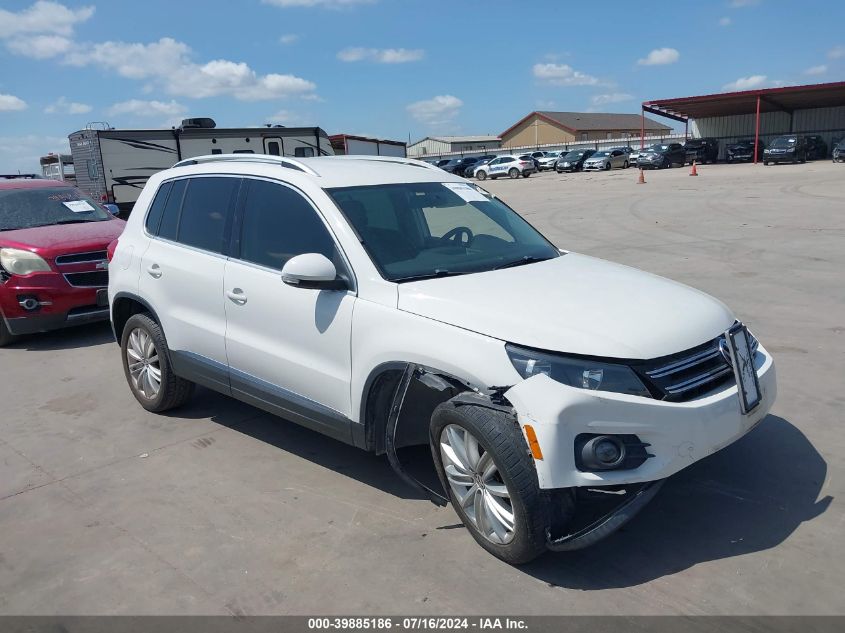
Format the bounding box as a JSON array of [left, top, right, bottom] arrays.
[[648, 145, 670, 153], [0, 186, 111, 232], [770, 137, 796, 149], [327, 182, 560, 282], [564, 151, 584, 159], [592, 151, 610, 158]]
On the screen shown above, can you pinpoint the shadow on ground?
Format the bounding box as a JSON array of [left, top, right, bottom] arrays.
[[6, 321, 114, 351], [522, 415, 831, 588], [169, 387, 433, 502], [172, 390, 830, 587]]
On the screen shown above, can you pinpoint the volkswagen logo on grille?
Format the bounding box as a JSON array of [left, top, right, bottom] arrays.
[[719, 338, 732, 366]]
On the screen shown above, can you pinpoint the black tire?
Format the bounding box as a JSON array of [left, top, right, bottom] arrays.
[[603, 162, 611, 171], [0, 316, 16, 347], [623, 160, 629, 169], [430, 401, 549, 564], [476, 170, 487, 181], [764, 161, 769, 166], [120, 313, 195, 413], [522, 171, 531, 178], [508, 168, 520, 179]]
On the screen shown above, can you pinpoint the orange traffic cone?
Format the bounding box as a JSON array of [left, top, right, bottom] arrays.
[[689, 160, 698, 176], [637, 168, 646, 184]]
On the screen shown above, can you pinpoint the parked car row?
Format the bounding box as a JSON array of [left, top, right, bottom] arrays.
[[428, 134, 841, 178]]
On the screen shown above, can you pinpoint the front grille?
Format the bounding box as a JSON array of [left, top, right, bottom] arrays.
[[635, 324, 756, 402], [64, 271, 108, 288], [55, 250, 108, 266]]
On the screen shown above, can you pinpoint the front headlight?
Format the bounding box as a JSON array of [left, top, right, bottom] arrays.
[[506, 344, 652, 398], [0, 248, 51, 276]]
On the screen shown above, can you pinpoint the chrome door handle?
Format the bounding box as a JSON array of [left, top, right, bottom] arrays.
[[147, 264, 162, 279], [226, 289, 247, 305]]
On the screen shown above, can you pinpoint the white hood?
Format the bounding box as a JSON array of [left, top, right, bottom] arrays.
[[397, 253, 735, 359]]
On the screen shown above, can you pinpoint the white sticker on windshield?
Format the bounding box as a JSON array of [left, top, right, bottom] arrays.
[[442, 182, 489, 203], [63, 200, 95, 213]]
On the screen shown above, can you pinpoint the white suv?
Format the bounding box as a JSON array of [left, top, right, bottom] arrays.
[[472, 155, 535, 180], [108, 154, 776, 564]]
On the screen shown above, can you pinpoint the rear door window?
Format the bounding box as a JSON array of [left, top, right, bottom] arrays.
[[176, 177, 239, 254]]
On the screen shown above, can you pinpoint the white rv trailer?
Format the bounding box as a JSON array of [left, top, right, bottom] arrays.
[[39, 153, 76, 184], [68, 119, 333, 212], [329, 134, 407, 157]]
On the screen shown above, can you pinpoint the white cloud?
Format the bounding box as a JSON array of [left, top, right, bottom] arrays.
[[407, 95, 463, 127], [262, 0, 376, 7], [6, 34, 72, 58], [107, 99, 187, 118], [0, 1, 93, 58], [532, 63, 599, 86], [723, 75, 767, 91], [637, 48, 680, 66], [728, 0, 760, 7], [0, 134, 69, 173], [719, 17, 732, 26], [337, 47, 424, 63], [804, 65, 827, 76], [590, 93, 634, 106], [65, 38, 318, 101], [828, 45, 845, 59], [44, 96, 92, 114], [279, 34, 300, 45], [0, 94, 28, 111], [0, 1, 94, 38]]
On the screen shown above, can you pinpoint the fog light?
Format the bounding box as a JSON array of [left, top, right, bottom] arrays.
[[580, 435, 626, 470], [18, 296, 40, 311]]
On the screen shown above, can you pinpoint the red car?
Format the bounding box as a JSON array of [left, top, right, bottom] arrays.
[[0, 179, 125, 346]]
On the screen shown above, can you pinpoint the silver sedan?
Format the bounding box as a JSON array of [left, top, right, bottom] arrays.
[[582, 149, 630, 171]]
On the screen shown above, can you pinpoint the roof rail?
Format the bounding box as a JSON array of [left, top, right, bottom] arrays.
[[172, 154, 320, 176], [329, 155, 441, 171]]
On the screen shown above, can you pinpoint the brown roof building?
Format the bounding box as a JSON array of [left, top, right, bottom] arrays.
[[500, 111, 672, 147]]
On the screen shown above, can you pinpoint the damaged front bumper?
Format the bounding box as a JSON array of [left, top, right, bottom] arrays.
[[504, 344, 776, 490]]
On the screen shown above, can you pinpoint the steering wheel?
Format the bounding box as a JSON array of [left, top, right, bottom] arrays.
[[440, 226, 474, 246]]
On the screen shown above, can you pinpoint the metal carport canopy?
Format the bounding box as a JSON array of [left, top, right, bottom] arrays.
[[640, 81, 845, 163], [642, 81, 845, 121]]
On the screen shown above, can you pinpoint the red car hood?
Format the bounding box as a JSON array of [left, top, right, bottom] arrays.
[[0, 218, 125, 257]]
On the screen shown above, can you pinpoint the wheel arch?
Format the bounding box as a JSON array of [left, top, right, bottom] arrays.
[[359, 361, 476, 455], [111, 292, 161, 343]]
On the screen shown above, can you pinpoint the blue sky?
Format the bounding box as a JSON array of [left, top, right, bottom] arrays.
[[1, 0, 843, 171]]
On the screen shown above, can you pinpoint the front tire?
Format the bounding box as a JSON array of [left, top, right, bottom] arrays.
[[121, 313, 195, 413], [430, 401, 548, 564], [0, 316, 16, 347], [476, 170, 487, 181]]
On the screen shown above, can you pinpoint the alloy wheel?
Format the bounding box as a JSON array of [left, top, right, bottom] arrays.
[[439, 424, 516, 544], [126, 327, 162, 399]]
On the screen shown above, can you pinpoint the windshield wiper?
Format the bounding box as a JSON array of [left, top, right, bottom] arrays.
[[494, 256, 554, 270], [393, 269, 469, 283], [54, 219, 92, 225]]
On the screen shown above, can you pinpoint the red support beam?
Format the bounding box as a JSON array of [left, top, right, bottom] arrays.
[[640, 106, 645, 149], [754, 94, 761, 164]]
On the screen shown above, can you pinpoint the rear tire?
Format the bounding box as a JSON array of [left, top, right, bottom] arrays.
[[121, 313, 195, 413], [522, 172, 531, 178], [430, 401, 549, 565], [623, 160, 629, 169], [508, 168, 520, 179]]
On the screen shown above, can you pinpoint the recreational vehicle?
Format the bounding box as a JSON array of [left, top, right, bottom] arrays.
[[68, 119, 333, 213]]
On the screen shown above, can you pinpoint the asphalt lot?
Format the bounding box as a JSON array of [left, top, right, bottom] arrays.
[[1, 160, 843, 615]]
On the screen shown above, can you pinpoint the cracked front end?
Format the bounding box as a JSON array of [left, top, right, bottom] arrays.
[[504, 340, 776, 490]]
